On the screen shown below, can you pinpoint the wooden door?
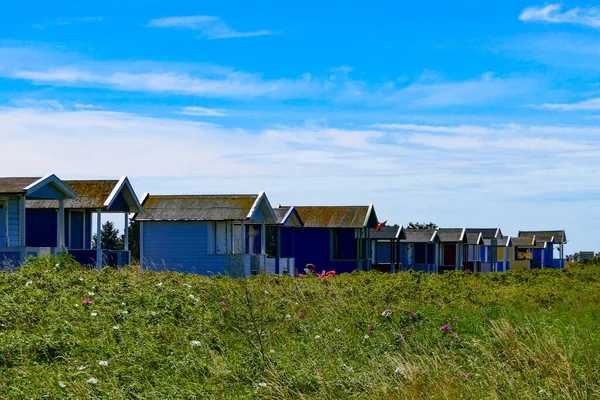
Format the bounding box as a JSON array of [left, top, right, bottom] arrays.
[[443, 244, 456, 266]]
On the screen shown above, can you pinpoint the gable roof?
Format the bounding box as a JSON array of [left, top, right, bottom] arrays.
[[466, 232, 484, 245], [274, 206, 304, 227], [0, 174, 76, 199], [370, 225, 407, 240], [483, 236, 512, 247], [294, 205, 378, 228], [135, 193, 276, 222], [512, 236, 536, 247], [518, 230, 566, 244], [466, 228, 502, 239], [27, 177, 141, 212], [401, 228, 439, 243], [437, 228, 466, 243]]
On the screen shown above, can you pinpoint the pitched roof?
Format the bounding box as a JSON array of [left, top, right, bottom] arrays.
[[28, 180, 117, 209], [273, 206, 304, 227], [484, 236, 512, 247], [401, 228, 438, 243], [294, 205, 377, 228], [370, 226, 402, 240], [518, 230, 566, 244], [437, 228, 466, 243], [512, 236, 536, 247], [135, 194, 274, 222], [466, 228, 501, 239], [0, 177, 40, 194], [466, 232, 484, 245], [27, 177, 141, 212], [274, 207, 291, 224]]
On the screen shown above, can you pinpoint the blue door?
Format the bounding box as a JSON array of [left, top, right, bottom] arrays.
[[0, 200, 7, 247]]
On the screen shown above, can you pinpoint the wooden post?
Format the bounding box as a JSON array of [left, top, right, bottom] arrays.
[[124, 213, 129, 251], [96, 209, 102, 269]]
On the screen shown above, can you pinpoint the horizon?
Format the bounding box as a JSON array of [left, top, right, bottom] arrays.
[[2, 1, 600, 253]]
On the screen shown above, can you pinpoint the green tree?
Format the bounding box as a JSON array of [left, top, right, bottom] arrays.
[[92, 221, 124, 250], [407, 222, 438, 229], [127, 220, 140, 262]]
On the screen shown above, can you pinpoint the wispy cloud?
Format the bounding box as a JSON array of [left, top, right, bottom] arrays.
[[33, 16, 103, 29], [520, 4, 600, 28], [537, 97, 600, 111], [177, 106, 227, 117], [147, 16, 278, 39], [74, 103, 101, 109]]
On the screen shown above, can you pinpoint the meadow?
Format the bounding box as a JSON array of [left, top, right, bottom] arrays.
[[1, 255, 599, 399]]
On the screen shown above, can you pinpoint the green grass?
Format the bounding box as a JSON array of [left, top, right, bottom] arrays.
[[1, 255, 600, 399]]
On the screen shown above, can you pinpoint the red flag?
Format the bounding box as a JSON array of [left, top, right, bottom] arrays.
[[375, 220, 387, 230]]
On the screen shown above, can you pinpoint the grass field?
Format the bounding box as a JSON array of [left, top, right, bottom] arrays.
[[1, 255, 600, 399]]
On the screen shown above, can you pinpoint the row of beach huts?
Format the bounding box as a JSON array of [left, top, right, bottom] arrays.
[[0, 174, 567, 276]]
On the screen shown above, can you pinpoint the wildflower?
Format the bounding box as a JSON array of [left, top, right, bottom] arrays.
[[454, 316, 459, 320], [264, 290, 269, 294], [58, 381, 66, 388], [190, 340, 201, 347], [87, 378, 98, 384], [88, 291, 95, 296], [405, 327, 410, 332], [299, 312, 306, 319], [381, 310, 392, 317], [410, 311, 417, 317], [395, 366, 403, 373], [82, 299, 93, 305], [150, 311, 156, 316], [112, 325, 120, 330], [461, 372, 470, 379], [189, 294, 196, 300], [440, 300, 445, 304], [79, 277, 84, 281], [450, 333, 458, 338], [223, 307, 229, 313], [98, 360, 108, 366], [270, 349, 275, 353], [314, 335, 321, 339], [76, 366, 86, 371], [121, 302, 126, 306], [440, 324, 451, 331], [91, 312, 97, 317], [367, 328, 373, 334], [55, 263, 60, 268], [156, 282, 163, 287], [25, 280, 33, 286], [334, 328, 341, 333], [364, 335, 370, 339], [257, 382, 267, 388], [281, 291, 285, 295], [219, 301, 226, 306], [285, 314, 292, 320]]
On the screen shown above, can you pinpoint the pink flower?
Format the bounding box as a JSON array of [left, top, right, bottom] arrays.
[[219, 301, 226, 306], [281, 291, 285, 295], [410, 311, 417, 317], [367, 328, 373, 334], [454, 316, 459, 320], [223, 307, 229, 313], [450, 333, 458, 338], [82, 299, 93, 305], [440, 324, 452, 331], [405, 327, 410, 332], [299, 312, 306, 319]]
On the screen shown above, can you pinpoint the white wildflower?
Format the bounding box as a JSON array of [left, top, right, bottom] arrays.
[[88, 292, 95, 296], [87, 378, 98, 384], [189, 294, 196, 300], [257, 382, 267, 388], [76, 366, 86, 371], [364, 335, 370, 339], [395, 366, 403, 374], [91, 312, 97, 317], [190, 340, 201, 347], [156, 282, 163, 287], [183, 283, 191, 288], [55, 263, 60, 268], [264, 290, 269, 294], [58, 381, 66, 388], [123, 310, 129, 314], [25, 280, 33, 286], [98, 360, 108, 366], [382, 310, 392, 318], [79, 277, 84, 281], [121, 302, 126, 306], [314, 335, 321, 339], [150, 311, 156, 316], [334, 328, 341, 333], [269, 349, 275, 353], [112, 325, 120, 330], [285, 314, 291, 320]]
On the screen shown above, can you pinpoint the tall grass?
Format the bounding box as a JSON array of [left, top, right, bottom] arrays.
[[0, 255, 599, 398]]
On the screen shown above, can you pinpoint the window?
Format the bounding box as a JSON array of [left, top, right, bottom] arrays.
[[333, 229, 357, 260], [208, 221, 233, 254]]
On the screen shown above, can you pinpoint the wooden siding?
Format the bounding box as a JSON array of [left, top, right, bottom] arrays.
[[8, 197, 20, 247], [142, 221, 245, 275]]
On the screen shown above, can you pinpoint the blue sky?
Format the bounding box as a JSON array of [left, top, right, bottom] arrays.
[[1, 1, 600, 252]]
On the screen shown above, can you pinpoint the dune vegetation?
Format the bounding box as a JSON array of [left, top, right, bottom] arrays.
[[0, 255, 599, 399]]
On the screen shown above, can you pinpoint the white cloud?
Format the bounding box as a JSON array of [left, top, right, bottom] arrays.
[[11, 99, 64, 111], [176, 107, 227, 117], [537, 97, 600, 111], [147, 16, 278, 39], [520, 4, 600, 28]]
